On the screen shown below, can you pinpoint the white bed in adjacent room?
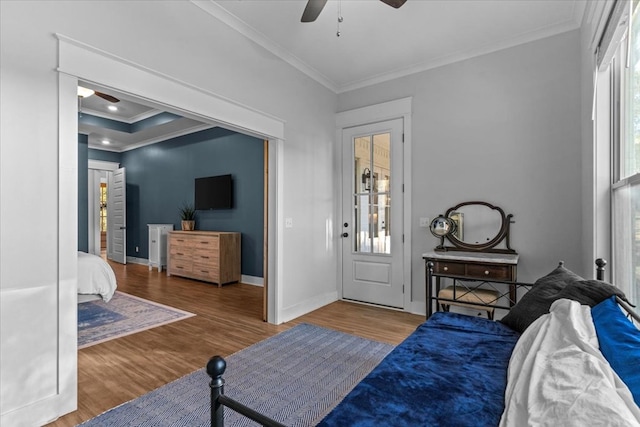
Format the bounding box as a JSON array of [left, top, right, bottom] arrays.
[[77, 251, 117, 303]]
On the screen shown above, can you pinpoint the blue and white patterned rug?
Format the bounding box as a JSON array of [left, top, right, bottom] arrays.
[[79, 323, 394, 426], [78, 291, 195, 349]]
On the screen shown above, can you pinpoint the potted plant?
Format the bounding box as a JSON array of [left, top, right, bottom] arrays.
[[179, 202, 196, 231]]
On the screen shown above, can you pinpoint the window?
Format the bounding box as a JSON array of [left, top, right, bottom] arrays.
[[612, 1, 640, 311]]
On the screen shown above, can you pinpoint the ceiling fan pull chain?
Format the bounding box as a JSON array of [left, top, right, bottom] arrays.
[[337, 0, 343, 37]]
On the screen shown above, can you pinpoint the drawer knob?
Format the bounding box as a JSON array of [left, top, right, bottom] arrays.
[[443, 266, 448, 271], [484, 270, 490, 275]]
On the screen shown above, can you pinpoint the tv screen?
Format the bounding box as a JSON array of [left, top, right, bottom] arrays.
[[195, 174, 233, 210]]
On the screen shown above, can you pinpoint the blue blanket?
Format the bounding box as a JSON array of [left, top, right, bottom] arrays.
[[317, 312, 520, 427]]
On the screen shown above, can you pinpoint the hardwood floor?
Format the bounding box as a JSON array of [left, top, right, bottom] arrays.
[[47, 260, 424, 426]]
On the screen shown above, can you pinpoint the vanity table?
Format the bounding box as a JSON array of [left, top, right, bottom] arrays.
[[423, 250, 519, 319], [424, 201, 528, 319]]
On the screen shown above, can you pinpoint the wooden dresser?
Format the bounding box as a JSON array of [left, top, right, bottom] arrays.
[[167, 230, 241, 287]]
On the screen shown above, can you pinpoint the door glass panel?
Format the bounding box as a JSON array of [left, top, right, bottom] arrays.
[[352, 132, 392, 254]]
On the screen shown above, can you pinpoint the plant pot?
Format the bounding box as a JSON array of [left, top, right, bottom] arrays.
[[181, 220, 195, 231]]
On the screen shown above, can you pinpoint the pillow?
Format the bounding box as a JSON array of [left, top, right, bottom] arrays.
[[499, 264, 584, 333], [557, 279, 629, 307], [592, 296, 640, 407]]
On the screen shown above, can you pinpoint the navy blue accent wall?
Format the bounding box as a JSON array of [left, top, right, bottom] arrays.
[[121, 127, 264, 277], [78, 135, 89, 252]]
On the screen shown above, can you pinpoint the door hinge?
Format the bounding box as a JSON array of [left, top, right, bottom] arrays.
[[403, 284, 405, 293], [402, 234, 405, 243], [402, 184, 404, 193], [402, 133, 405, 143]]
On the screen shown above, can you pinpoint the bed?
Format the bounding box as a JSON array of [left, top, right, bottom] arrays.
[[77, 251, 117, 303], [206, 260, 640, 426]]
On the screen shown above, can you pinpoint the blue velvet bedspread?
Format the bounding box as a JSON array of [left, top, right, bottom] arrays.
[[317, 312, 520, 427]]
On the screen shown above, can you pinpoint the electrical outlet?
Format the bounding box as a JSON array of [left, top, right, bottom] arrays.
[[285, 218, 293, 228], [419, 217, 430, 227], [135, 246, 139, 252]]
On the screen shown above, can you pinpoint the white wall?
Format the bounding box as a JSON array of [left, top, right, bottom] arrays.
[[338, 30, 584, 303], [0, 1, 337, 424]]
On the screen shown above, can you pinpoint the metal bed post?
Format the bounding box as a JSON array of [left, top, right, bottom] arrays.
[[207, 355, 286, 427], [207, 356, 226, 427]]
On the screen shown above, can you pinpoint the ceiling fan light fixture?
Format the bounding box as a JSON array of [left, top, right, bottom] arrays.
[[108, 105, 118, 112], [77, 86, 95, 98], [101, 139, 110, 145]]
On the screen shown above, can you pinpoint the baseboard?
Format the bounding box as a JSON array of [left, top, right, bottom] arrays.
[[126, 256, 149, 266], [409, 300, 427, 317], [241, 275, 263, 287], [279, 290, 339, 323], [124, 258, 262, 286]]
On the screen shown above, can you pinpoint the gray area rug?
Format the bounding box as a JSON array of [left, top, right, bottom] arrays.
[[79, 323, 394, 426], [78, 291, 195, 349]]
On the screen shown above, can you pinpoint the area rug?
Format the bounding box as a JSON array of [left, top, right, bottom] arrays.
[[78, 291, 195, 349], [79, 323, 394, 426]]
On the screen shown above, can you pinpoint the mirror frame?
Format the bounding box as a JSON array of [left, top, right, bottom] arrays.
[[433, 201, 516, 254]]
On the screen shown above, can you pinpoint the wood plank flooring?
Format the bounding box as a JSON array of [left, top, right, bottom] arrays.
[[47, 260, 424, 426]]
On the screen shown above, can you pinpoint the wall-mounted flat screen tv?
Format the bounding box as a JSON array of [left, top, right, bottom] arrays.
[[195, 174, 233, 210]]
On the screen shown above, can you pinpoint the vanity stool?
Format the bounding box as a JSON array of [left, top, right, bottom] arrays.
[[438, 286, 500, 319]]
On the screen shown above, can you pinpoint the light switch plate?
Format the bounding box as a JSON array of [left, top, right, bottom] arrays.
[[285, 218, 293, 228], [419, 217, 430, 227]]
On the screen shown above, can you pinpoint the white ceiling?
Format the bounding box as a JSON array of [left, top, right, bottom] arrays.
[[80, 0, 586, 151], [197, 0, 586, 93]]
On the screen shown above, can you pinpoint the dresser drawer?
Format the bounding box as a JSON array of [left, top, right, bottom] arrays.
[[466, 264, 512, 281], [193, 251, 219, 267], [195, 237, 219, 250], [433, 261, 465, 276], [170, 244, 191, 257], [169, 260, 193, 275], [192, 263, 219, 280]]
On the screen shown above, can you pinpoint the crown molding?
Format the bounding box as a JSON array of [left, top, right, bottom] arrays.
[[80, 107, 162, 124], [338, 15, 585, 93], [192, 0, 588, 95]]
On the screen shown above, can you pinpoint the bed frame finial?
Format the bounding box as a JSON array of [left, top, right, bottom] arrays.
[[208, 356, 226, 427], [558, 261, 564, 267], [595, 258, 607, 281]]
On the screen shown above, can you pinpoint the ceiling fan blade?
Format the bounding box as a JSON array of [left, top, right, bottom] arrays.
[[95, 91, 120, 103], [380, 0, 407, 8], [301, 0, 328, 22]]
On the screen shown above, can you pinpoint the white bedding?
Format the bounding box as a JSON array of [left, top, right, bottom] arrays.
[[500, 299, 640, 426], [77, 251, 117, 302]]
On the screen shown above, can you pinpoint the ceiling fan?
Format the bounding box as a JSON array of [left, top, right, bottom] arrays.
[[77, 86, 120, 103], [301, 0, 407, 23]]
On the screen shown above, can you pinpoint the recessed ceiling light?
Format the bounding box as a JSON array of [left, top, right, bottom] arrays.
[[108, 105, 118, 112], [102, 140, 110, 145]]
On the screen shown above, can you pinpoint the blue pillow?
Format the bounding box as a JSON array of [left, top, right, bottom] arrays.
[[591, 296, 640, 406]]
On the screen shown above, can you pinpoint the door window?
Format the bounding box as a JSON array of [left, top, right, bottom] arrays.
[[353, 133, 391, 255]]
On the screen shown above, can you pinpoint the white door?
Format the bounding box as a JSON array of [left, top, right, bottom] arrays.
[[342, 119, 404, 308], [108, 167, 126, 264]]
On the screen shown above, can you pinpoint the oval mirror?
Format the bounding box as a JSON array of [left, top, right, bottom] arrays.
[[433, 201, 515, 254]]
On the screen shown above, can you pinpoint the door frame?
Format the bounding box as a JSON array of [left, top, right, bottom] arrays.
[[335, 97, 413, 311], [57, 34, 284, 324]]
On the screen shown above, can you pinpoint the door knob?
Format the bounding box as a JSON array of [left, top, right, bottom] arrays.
[[341, 232, 349, 238]]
